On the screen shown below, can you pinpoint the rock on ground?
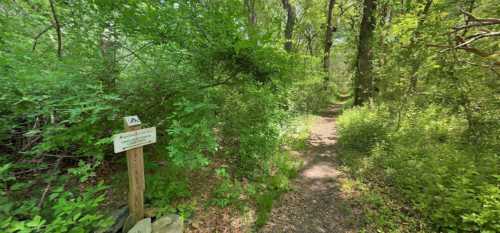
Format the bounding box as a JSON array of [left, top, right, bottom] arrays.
[[128, 218, 152, 233], [152, 214, 184, 233]]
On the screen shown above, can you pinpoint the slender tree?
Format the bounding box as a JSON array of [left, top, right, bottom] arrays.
[[353, 0, 377, 106], [281, 0, 296, 52], [408, 0, 433, 94], [304, 24, 317, 56], [99, 24, 119, 90], [244, 0, 257, 27], [323, 0, 336, 78], [48, 0, 62, 58]]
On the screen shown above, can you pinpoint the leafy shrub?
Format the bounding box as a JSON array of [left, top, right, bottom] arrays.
[[462, 182, 500, 233], [0, 180, 112, 233], [254, 152, 301, 229], [254, 191, 280, 228], [210, 168, 244, 208], [286, 72, 334, 113], [219, 84, 283, 177], [337, 105, 499, 232], [337, 105, 390, 154], [0, 62, 119, 233], [211, 179, 244, 208], [166, 98, 218, 169], [145, 167, 192, 208]]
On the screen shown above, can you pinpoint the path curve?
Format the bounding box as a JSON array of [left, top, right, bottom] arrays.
[[260, 105, 360, 233]]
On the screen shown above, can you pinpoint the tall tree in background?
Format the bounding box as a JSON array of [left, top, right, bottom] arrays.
[[99, 23, 119, 90], [281, 0, 296, 52], [48, 0, 62, 58], [407, 0, 432, 94], [353, 0, 377, 106], [244, 0, 257, 33], [323, 0, 336, 79], [304, 23, 317, 55]]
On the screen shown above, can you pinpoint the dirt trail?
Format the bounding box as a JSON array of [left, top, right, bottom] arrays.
[[261, 105, 361, 233]]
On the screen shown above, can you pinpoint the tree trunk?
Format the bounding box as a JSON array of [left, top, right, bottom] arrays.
[[408, 0, 432, 94], [304, 24, 316, 56], [306, 35, 314, 56], [353, 0, 377, 106], [99, 24, 119, 90], [244, 0, 257, 27], [323, 0, 336, 77], [48, 0, 62, 58], [281, 0, 296, 52]]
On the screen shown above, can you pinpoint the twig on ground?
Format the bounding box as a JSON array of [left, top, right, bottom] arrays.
[[37, 157, 62, 209]]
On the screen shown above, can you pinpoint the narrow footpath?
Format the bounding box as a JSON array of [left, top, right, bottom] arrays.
[[261, 105, 361, 233]]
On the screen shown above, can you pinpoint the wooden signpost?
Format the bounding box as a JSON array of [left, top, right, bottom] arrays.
[[113, 116, 156, 232]]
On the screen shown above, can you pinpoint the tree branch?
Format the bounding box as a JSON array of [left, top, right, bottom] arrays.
[[37, 157, 62, 209], [428, 43, 500, 67], [48, 0, 62, 58], [32, 25, 53, 52], [453, 9, 500, 32], [460, 9, 500, 23], [455, 31, 500, 48]]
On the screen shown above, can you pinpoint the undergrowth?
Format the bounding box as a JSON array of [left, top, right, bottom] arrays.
[[206, 114, 312, 230], [337, 105, 499, 233]]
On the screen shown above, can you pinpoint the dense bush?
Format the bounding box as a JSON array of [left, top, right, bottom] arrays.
[[0, 47, 118, 233], [337, 105, 500, 232], [0, 162, 112, 232], [284, 57, 335, 113], [219, 84, 283, 177], [0, 1, 332, 231], [337, 105, 390, 154], [166, 98, 218, 169]]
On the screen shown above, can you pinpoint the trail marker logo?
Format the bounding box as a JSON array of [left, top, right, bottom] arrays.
[[125, 115, 141, 127]]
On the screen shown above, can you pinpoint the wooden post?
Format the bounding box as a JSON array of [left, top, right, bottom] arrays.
[[123, 118, 145, 231]]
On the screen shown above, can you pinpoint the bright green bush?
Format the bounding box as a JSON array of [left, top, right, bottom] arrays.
[[210, 167, 245, 208], [0, 58, 118, 233], [337, 105, 500, 232], [145, 164, 192, 208], [219, 84, 283, 177], [286, 68, 334, 113], [166, 98, 218, 169], [337, 105, 390, 154], [0, 171, 112, 233], [462, 183, 500, 233]]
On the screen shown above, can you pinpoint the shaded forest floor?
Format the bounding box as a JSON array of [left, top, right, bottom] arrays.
[[261, 105, 362, 233]]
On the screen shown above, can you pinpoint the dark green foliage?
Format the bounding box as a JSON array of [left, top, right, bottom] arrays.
[[166, 98, 217, 169], [253, 151, 301, 229], [219, 84, 283, 177], [0, 167, 112, 232], [145, 164, 192, 208], [0, 0, 329, 231], [254, 191, 280, 228], [211, 178, 245, 209]]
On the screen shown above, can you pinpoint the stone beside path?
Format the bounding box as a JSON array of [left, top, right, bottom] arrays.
[[128, 218, 151, 233], [127, 214, 183, 233]]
